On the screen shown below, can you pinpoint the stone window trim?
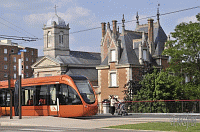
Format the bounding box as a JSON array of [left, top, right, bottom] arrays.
[[13, 57, 16, 62], [14, 65, 16, 71], [4, 57, 7, 61], [109, 48, 117, 63], [4, 73, 8, 78], [4, 49, 7, 54], [59, 31, 64, 44], [4, 65, 7, 69], [108, 70, 119, 88], [47, 31, 51, 47]]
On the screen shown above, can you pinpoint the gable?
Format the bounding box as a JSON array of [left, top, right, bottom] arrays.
[[33, 57, 61, 68]]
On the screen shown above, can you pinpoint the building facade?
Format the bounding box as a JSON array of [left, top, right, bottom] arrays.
[[97, 12, 169, 113], [0, 39, 38, 81], [32, 12, 101, 87]]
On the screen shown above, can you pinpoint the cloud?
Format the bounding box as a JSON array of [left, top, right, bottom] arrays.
[[177, 15, 197, 24], [23, 6, 100, 28]]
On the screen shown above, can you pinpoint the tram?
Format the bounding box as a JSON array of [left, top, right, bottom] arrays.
[[0, 75, 98, 117]]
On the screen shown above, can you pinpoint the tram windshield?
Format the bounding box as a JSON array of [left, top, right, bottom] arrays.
[[74, 80, 95, 104]]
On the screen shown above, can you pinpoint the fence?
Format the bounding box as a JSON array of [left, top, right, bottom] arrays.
[[124, 100, 200, 113]]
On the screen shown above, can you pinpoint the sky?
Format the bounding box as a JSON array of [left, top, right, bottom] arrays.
[[0, 0, 199, 56]]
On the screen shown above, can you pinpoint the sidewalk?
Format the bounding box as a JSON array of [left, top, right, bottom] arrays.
[[0, 113, 199, 129]]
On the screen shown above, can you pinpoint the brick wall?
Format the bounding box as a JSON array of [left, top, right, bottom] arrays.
[[0, 45, 38, 81]]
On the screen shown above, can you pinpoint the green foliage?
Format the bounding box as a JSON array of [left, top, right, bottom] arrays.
[[163, 14, 200, 84], [132, 69, 200, 113]]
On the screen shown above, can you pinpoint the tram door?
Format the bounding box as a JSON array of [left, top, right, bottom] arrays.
[[57, 84, 83, 117], [49, 85, 58, 116]]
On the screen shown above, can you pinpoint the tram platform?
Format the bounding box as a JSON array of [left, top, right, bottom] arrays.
[[0, 113, 200, 129]]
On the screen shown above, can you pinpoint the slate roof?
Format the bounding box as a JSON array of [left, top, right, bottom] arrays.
[[66, 68, 98, 81], [136, 22, 167, 56], [100, 21, 167, 66], [56, 51, 101, 66]]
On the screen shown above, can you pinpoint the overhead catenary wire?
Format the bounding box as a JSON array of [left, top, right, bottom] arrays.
[[70, 6, 200, 34], [0, 16, 37, 38], [0, 35, 39, 41]]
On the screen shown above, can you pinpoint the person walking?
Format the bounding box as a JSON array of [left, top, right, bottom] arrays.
[[110, 96, 116, 115]]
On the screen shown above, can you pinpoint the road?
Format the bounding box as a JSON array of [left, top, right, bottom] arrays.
[[0, 126, 164, 132], [0, 113, 199, 132]]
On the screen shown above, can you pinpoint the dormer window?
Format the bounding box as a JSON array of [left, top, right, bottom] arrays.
[[111, 50, 116, 62], [143, 49, 147, 61], [59, 31, 64, 44]]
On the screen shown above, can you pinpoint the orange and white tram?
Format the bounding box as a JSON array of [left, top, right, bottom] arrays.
[[0, 75, 98, 117]]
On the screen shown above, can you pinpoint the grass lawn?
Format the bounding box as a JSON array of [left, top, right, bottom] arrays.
[[106, 122, 200, 132]]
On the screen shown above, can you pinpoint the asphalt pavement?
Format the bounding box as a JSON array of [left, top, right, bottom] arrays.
[[0, 113, 200, 131]]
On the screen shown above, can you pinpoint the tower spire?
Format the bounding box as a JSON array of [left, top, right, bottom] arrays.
[[122, 14, 125, 35], [157, 3, 160, 23], [54, 5, 58, 15], [136, 11, 139, 25]]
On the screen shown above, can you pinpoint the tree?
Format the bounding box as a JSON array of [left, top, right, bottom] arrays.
[[163, 14, 200, 84], [132, 69, 200, 112]]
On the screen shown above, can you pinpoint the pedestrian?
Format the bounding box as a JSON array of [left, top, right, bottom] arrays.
[[110, 96, 116, 115]]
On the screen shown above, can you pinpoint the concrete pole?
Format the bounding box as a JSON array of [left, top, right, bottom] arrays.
[[9, 54, 13, 119], [18, 59, 22, 119]]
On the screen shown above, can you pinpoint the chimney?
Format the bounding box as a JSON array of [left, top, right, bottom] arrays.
[[112, 20, 117, 38], [101, 22, 106, 38], [122, 14, 125, 35], [139, 42, 143, 65], [107, 22, 110, 29], [148, 18, 154, 54]]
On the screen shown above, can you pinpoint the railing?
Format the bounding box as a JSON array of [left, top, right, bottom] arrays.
[[124, 100, 200, 113]]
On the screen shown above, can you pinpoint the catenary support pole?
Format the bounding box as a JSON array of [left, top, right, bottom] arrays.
[[18, 59, 22, 119]]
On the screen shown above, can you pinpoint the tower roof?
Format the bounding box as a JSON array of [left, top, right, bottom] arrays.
[[46, 14, 66, 27]]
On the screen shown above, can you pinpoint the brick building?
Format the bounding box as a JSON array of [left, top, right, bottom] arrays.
[[96, 12, 169, 112], [0, 39, 38, 81]]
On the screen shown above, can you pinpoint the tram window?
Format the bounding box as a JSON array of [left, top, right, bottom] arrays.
[[59, 84, 82, 105], [22, 86, 35, 106], [37, 85, 48, 105], [0, 89, 6, 106], [49, 85, 56, 105]]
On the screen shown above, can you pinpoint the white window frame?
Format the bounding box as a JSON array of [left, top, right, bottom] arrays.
[[13, 57, 16, 62], [143, 49, 147, 61], [31, 51, 33, 55], [110, 72, 117, 87], [4, 65, 7, 69], [4, 49, 7, 54], [110, 50, 116, 62], [4, 57, 7, 61], [26, 65, 28, 69], [14, 65, 16, 71], [14, 73, 16, 79], [4, 73, 8, 78], [26, 57, 28, 61]]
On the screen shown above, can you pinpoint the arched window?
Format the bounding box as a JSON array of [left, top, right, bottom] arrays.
[[59, 32, 64, 44], [47, 31, 51, 47]]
